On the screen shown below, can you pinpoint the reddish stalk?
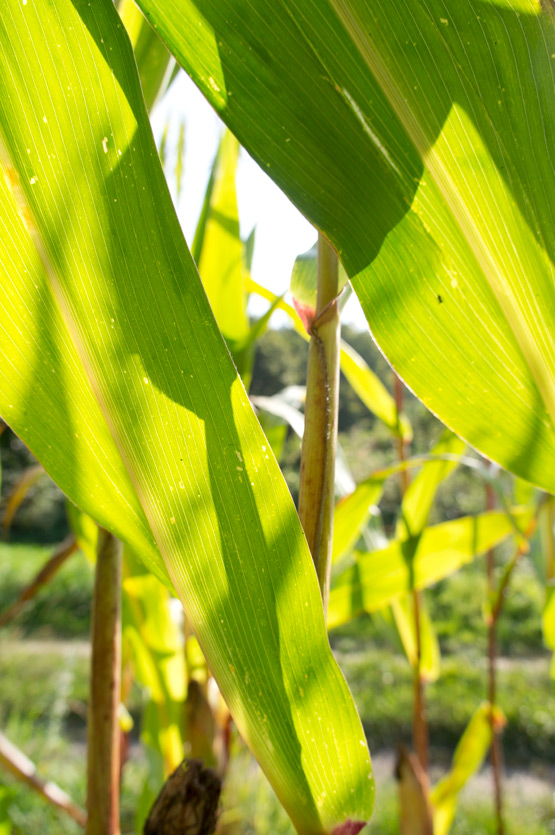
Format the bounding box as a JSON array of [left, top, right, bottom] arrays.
[[485, 478, 504, 835], [394, 374, 429, 775], [86, 529, 122, 835], [0, 731, 87, 827], [0, 535, 78, 628]]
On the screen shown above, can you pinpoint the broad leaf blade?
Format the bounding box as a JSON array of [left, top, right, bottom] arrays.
[[332, 477, 386, 566], [328, 509, 531, 629], [137, 0, 555, 492], [117, 0, 174, 112], [391, 595, 440, 683], [332, 455, 455, 565], [397, 431, 465, 539], [0, 4, 373, 832], [339, 341, 411, 441], [431, 702, 504, 835], [196, 130, 250, 351], [392, 431, 464, 679]]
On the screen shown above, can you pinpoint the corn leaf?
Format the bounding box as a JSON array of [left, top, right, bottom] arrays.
[[391, 430, 465, 678], [391, 595, 440, 683], [117, 0, 174, 113], [290, 241, 349, 316], [137, 0, 555, 492], [328, 509, 531, 629], [0, 3, 373, 831], [339, 341, 412, 442], [196, 130, 250, 352], [332, 455, 456, 566], [431, 702, 505, 835], [397, 431, 465, 540]]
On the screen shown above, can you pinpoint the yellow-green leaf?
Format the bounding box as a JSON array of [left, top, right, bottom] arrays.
[[0, 4, 373, 831], [329, 509, 531, 629], [138, 0, 555, 492]]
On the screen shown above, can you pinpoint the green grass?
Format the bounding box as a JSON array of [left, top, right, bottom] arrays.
[[0, 543, 93, 638]]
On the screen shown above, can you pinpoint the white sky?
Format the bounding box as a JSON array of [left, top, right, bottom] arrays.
[[151, 71, 367, 328]]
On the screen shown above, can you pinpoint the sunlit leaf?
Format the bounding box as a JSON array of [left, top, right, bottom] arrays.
[[122, 548, 186, 774], [543, 585, 555, 678], [196, 130, 249, 348], [391, 430, 465, 678], [391, 594, 440, 683], [66, 505, 99, 564], [0, 3, 373, 831], [339, 341, 411, 441], [431, 702, 505, 835], [117, 0, 174, 113], [138, 0, 555, 493], [396, 431, 465, 540], [328, 509, 531, 629], [175, 120, 186, 199], [332, 455, 456, 566]]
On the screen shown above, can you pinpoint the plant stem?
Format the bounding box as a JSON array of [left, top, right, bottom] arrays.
[[485, 479, 504, 835], [0, 535, 78, 628], [0, 731, 87, 827], [411, 588, 429, 773], [394, 374, 429, 775], [298, 232, 340, 615], [87, 529, 122, 835]]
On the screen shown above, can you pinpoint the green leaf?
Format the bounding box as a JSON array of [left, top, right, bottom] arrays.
[[290, 242, 349, 319], [332, 455, 456, 566], [339, 341, 412, 441], [391, 431, 464, 679], [195, 128, 253, 382], [117, 0, 174, 113], [157, 120, 169, 168], [328, 509, 531, 629], [431, 702, 505, 835], [244, 226, 256, 272], [196, 130, 249, 347], [543, 585, 555, 656], [391, 595, 440, 682], [122, 548, 186, 773], [66, 505, 100, 564], [0, 3, 373, 832], [332, 476, 386, 567], [137, 0, 555, 493], [397, 431, 465, 539], [175, 119, 186, 199]]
